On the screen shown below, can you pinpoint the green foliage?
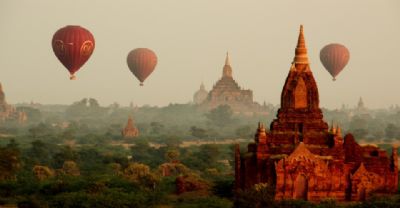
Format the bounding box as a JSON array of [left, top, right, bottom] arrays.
[[349, 195, 400, 208], [165, 149, 180, 162], [385, 123, 400, 139], [52, 146, 79, 169], [130, 139, 164, 168], [24, 140, 55, 168], [212, 177, 234, 198], [77, 147, 104, 173], [205, 105, 234, 127], [234, 183, 276, 208], [16, 106, 42, 123], [48, 189, 153, 208], [190, 126, 208, 139], [235, 125, 254, 139], [150, 121, 165, 135], [276, 199, 312, 208], [2, 101, 400, 207], [0, 139, 21, 181], [181, 144, 221, 171], [172, 195, 232, 208], [28, 123, 54, 139]]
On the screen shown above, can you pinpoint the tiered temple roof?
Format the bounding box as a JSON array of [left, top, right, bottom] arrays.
[[200, 53, 264, 114]]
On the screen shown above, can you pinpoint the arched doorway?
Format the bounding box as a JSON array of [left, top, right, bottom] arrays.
[[359, 187, 366, 201], [294, 174, 308, 200]]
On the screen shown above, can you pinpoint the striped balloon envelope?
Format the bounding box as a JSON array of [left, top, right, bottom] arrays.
[[126, 48, 158, 86], [52, 25, 95, 80], [320, 43, 350, 81]]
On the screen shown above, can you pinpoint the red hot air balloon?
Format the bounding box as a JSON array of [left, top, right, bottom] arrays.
[[127, 48, 158, 86], [319, 43, 350, 81], [52, 25, 95, 80]]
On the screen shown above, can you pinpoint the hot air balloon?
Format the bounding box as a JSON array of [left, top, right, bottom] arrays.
[[127, 48, 158, 86], [52, 25, 95, 80], [319, 43, 350, 81]]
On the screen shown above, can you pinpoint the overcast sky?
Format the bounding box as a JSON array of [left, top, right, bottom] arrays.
[[0, 0, 399, 109]]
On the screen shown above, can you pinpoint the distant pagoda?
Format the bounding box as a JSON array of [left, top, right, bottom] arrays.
[[193, 83, 208, 104], [0, 82, 27, 124], [199, 53, 264, 114], [122, 116, 139, 138], [355, 97, 368, 114]]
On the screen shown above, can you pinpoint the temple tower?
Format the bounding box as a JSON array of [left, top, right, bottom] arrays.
[[203, 52, 254, 112], [122, 116, 139, 138], [0, 82, 26, 123], [222, 52, 233, 78], [270, 25, 329, 148], [193, 82, 208, 104], [235, 25, 398, 202]]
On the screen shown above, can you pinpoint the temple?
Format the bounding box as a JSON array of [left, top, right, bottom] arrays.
[[193, 83, 208, 104], [234, 25, 398, 201], [198, 53, 265, 114], [0, 83, 27, 124], [121, 116, 139, 138], [355, 97, 368, 114]]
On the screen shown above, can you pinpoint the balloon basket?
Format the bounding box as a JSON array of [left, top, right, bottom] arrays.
[[70, 75, 77, 80], [140, 82, 144, 86]]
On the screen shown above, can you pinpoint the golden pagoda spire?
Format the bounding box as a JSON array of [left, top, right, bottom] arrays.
[[336, 124, 342, 137], [225, 51, 230, 66], [293, 25, 309, 65], [330, 120, 337, 134], [222, 52, 233, 78], [258, 122, 265, 131]]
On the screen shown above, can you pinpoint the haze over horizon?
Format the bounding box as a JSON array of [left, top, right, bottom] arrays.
[[1, 1, 399, 109]]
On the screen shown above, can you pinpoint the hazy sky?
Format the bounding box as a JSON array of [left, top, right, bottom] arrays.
[[1, 0, 399, 109]]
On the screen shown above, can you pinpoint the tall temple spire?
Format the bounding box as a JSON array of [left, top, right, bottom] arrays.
[[222, 52, 233, 78], [358, 97, 365, 108], [0, 82, 5, 102], [293, 25, 309, 65], [336, 124, 342, 137], [200, 82, 205, 90], [225, 52, 230, 66]]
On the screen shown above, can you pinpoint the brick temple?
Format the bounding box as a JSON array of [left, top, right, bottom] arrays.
[[121, 116, 139, 138], [234, 25, 398, 201], [0, 82, 27, 123]]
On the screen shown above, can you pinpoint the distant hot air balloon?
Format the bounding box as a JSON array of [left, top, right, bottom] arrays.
[[52, 25, 95, 80], [126, 48, 158, 86], [319, 43, 350, 81]]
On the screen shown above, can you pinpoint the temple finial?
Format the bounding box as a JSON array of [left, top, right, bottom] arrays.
[[298, 25, 305, 47], [330, 120, 337, 134], [293, 25, 309, 64], [258, 122, 266, 133], [225, 51, 230, 66], [222, 52, 233, 78], [336, 124, 342, 137], [200, 82, 205, 90]]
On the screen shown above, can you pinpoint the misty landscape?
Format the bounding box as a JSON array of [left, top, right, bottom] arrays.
[[1, 1, 400, 208]]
